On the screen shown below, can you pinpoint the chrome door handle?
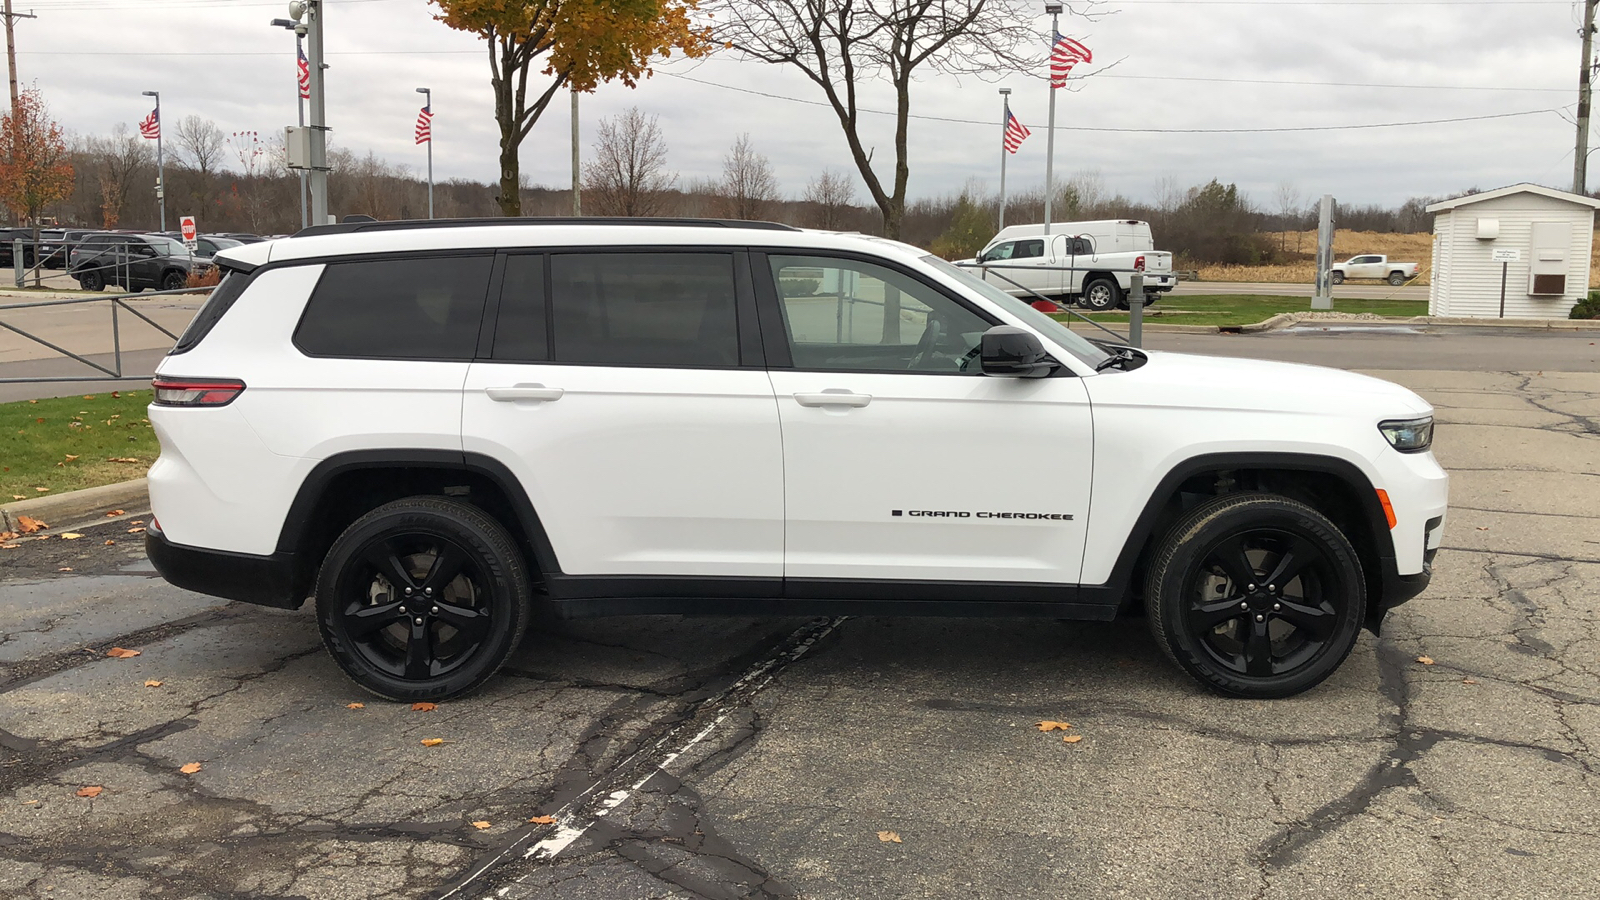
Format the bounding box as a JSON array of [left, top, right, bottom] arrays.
[[486, 384, 564, 402], [793, 390, 872, 408]]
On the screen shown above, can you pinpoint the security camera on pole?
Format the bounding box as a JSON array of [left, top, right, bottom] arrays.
[[284, 0, 330, 225]]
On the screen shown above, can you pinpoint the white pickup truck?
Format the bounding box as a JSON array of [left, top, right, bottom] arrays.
[[962, 220, 1176, 311], [1329, 254, 1420, 286]]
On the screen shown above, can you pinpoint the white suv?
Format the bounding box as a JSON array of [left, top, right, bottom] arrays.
[[145, 219, 1448, 701]]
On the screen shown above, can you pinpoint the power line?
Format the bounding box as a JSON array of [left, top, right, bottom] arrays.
[[656, 70, 1566, 133]]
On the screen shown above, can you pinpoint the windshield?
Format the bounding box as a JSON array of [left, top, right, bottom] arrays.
[[921, 255, 1112, 368]]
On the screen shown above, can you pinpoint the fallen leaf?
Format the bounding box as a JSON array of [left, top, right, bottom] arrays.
[[420, 738, 445, 747], [107, 457, 141, 463], [0, 543, 18, 550], [144, 680, 163, 687], [75, 786, 103, 798], [10, 495, 23, 500], [179, 763, 202, 775], [877, 830, 902, 844], [129, 520, 144, 526], [83, 395, 94, 400], [16, 515, 46, 533], [104, 540, 116, 546], [1476, 526, 1489, 531], [34, 487, 48, 493], [1463, 678, 1479, 685], [346, 702, 365, 709], [1416, 656, 1435, 665], [63, 454, 78, 462], [1062, 735, 1084, 744], [106, 509, 125, 517], [528, 815, 557, 825], [57, 566, 72, 572], [59, 532, 83, 540], [1035, 721, 1073, 732], [35, 417, 43, 423], [106, 647, 140, 659], [471, 820, 492, 830], [110, 391, 120, 399], [23, 799, 37, 805], [412, 702, 438, 712], [127, 527, 145, 534]]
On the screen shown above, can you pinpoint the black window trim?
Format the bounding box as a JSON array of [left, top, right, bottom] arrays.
[[291, 248, 499, 363], [750, 248, 1012, 378]]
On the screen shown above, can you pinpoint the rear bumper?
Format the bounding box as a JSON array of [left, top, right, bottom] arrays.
[[146, 521, 307, 610]]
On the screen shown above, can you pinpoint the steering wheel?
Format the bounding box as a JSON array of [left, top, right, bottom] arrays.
[[907, 318, 944, 370]]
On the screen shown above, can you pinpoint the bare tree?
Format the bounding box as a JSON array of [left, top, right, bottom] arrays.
[[173, 115, 226, 177], [89, 124, 153, 228], [1275, 181, 1301, 253], [711, 0, 1077, 238], [582, 107, 675, 217], [715, 133, 780, 220], [803, 168, 855, 229]]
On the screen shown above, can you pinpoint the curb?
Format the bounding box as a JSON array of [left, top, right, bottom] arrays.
[[1238, 313, 1600, 334], [1062, 320, 1221, 334], [1, 477, 148, 532]]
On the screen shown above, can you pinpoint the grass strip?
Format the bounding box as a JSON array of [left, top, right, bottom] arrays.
[[1052, 294, 1429, 327], [0, 390, 157, 499]]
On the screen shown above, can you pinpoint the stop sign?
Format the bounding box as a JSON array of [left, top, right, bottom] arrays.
[[180, 216, 197, 242]]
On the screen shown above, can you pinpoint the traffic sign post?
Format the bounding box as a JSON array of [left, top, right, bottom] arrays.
[[1493, 248, 1520, 317], [180, 216, 197, 253]]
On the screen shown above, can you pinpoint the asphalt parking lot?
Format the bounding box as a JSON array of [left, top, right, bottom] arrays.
[[2, 336, 1599, 898]]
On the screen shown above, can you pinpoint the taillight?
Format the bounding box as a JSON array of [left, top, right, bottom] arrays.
[[1134, 255, 1146, 271], [151, 376, 246, 407]]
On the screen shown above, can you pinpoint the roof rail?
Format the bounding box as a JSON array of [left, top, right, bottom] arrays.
[[292, 216, 802, 238]]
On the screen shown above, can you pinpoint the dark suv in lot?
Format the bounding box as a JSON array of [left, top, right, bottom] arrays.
[[69, 232, 197, 292]]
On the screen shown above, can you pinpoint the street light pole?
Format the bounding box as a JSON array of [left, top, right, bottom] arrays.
[[998, 87, 1011, 231], [416, 86, 432, 219], [571, 87, 581, 216], [271, 17, 309, 229], [289, 0, 330, 225], [1043, 2, 1061, 232], [141, 90, 165, 231]]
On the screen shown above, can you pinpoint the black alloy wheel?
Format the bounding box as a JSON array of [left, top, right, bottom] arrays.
[[1145, 493, 1365, 698], [316, 497, 531, 701], [161, 270, 187, 292], [79, 270, 104, 292]]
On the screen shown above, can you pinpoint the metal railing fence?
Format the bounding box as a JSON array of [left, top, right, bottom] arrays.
[[0, 285, 214, 384], [955, 260, 1158, 347]]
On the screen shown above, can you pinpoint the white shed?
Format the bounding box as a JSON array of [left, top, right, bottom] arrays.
[[1426, 183, 1600, 319]]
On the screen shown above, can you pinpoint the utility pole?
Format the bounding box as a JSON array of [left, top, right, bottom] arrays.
[[571, 88, 581, 216], [289, 0, 330, 224], [1576, 0, 1598, 195], [2, 1, 35, 115]]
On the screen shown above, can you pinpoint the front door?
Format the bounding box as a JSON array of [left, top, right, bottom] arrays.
[[462, 250, 784, 581], [761, 253, 1095, 586]]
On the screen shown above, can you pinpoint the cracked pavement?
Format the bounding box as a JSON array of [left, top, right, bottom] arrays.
[[3, 337, 1599, 898]]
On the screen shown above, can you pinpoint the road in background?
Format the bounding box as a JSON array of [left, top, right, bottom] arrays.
[[1169, 280, 1429, 301]]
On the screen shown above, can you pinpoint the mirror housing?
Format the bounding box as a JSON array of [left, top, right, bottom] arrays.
[[980, 326, 1056, 378]]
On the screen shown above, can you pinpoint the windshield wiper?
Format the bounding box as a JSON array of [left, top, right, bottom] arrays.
[[1095, 350, 1133, 372]]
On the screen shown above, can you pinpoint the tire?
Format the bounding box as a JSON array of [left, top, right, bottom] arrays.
[[79, 270, 104, 292], [1329, 271, 1345, 285], [1081, 277, 1122, 312], [161, 270, 187, 292], [315, 496, 533, 702], [1387, 271, 1406, 286], [1143, 492, 1366, 699]]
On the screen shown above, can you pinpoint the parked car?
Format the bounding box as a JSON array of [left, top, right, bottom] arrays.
[[145, 217, 1448, 702], [961, 220, 1176, 311], [1329, 255, 1420, 286], [219, 232, 267, 244], [191, 235, 244, 267], [0, 227, 40, 268], [68, 232, 197, 292]]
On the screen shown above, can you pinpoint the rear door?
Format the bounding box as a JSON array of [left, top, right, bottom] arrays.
[[461, 249, 784, 583]]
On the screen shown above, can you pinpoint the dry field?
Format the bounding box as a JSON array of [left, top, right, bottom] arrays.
[[1194, 229, 1600, 287]]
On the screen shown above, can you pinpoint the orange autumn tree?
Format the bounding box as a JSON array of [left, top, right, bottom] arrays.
[[0, 88, 74, 225], [432, 0, 709, 216]]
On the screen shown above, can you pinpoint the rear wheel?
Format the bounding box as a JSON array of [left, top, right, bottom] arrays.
[[1081, 277, 1122, 312], [1387, 271, 1407, 286], [161, 270, 187, 291], [316, 496, 532, 701], [1144, 493, 1365, 698], [79, 270, 104, 292], [1329, 271, 1345, 285]]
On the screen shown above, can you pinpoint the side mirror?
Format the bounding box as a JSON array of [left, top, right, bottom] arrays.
[[980, 325, 1055, 378]]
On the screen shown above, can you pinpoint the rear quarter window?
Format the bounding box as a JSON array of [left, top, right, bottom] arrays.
[[169, 269, 251, 355], [294, 255, 493, 360]]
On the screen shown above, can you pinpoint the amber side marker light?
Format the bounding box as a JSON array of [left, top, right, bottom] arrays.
[[1376, 490, 1397, 529]]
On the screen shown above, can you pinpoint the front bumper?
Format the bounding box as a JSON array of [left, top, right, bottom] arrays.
[[146, 520, 307, 610]]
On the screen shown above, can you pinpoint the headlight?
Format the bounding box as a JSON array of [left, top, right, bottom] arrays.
[[1379, 416, 1433, 453]]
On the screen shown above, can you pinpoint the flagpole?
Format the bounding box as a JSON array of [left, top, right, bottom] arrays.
[[416, 86, 432, 219], [1043, 3, 1061, 233], [297, 31, 308, 229], [141, 90, 164, 232], [998, 88, 1011, 231]]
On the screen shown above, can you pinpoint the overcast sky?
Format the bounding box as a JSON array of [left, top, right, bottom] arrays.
[[18, 0, 1583, 211]]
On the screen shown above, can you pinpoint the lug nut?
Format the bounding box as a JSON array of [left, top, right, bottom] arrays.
[[1268, 584, 1276, 592], [1255, 614, 1265, 622], [424, 587, 433, 596], [404, 587, 413, 595], [1240, 601, 1249, 609], [415, 617, 424, 625], [1247, 584, 1257, 591], [1273, 603, 1281, 611], [398, 605, 407, 613], [431, 606, 439, 614]]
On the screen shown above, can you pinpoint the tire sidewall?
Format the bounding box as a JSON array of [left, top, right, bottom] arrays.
[[1147, 495, 1366, 698], [1082, 278, 1119, 311], [315, 498, 530, 701]]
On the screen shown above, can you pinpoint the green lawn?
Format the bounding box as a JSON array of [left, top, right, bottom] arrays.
[[1051, 294, 1430, 328], [0, 390, 158, 501]]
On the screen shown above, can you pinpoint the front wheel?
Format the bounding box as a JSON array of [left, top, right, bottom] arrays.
[[1329, 271, 1345, 285], [316, 496, 532, 701], [1080, 277, 1122, 312], [1144, 493, 1365, 698], [79, 270, 104, 292], [1387, 271, 1407, 286], [161, 270, 187, 291]]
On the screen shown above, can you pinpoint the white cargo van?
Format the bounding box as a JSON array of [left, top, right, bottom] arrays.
[[965, 219, 1176, 310]]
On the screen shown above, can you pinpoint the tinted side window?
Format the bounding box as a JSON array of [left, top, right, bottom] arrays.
[[171, 270, 250, 355], [1015, 240, 1044, 259], [549, 253, 738, 367], [492, 254, 548, 361], [296, 255, 492, 360]]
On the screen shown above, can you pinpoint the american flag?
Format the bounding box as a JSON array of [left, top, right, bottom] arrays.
[[138, 107, 160, 140], [297, 47, 311, 100], [1049, 32, 1092, 88], [414, 104, 432, 145], [1003, 111, 1030, 154]]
